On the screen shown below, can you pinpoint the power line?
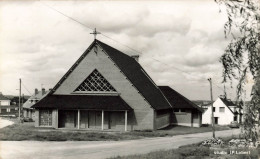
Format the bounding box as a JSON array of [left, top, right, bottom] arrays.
[[40, 1, 93, 31], [21, 82, 32, 96], [39, 1, 228, 93], [39, 1, 142, 55], [151, 56, 230, 94], [101, 33, 142, 54]]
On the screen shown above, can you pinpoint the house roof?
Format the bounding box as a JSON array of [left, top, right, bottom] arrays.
[[50, 40, 172, 110], [158, 86, 203, 112], [23, 90, 50, 109], [32, 95, 132, 111], [219, 97, 240, 114], [219, 97, 236, 106], [0, 93, 10, 101]]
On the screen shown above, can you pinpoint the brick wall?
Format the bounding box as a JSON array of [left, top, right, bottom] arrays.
[[155, 110, 171, 129]]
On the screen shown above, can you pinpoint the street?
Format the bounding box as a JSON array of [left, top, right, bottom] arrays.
[[0, 129, 240, 159], [0, 118, 14, 129]]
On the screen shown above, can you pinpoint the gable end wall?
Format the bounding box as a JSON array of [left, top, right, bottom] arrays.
[[53, 45, 154, 130]]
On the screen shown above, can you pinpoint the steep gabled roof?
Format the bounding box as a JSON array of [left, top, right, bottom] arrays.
[[49, 40, 172, 110], [97, 40, 172, 110], [159, 86, 203, 112], [219, 97, 238, 114], [219, 97, 236, 106], [23, 90, 50, 109]]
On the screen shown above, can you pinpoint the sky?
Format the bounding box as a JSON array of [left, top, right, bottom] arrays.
[[0, 0, 254, 100]]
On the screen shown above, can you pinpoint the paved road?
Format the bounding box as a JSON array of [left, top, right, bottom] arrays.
[[0, 129, 240, 159], [0, 118, 14, 129]]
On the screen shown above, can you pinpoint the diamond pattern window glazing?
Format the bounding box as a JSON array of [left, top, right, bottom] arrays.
[[74, 69, 116, 92]]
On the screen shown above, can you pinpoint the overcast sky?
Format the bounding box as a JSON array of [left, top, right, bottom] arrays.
[[0, 0, 253, 100]]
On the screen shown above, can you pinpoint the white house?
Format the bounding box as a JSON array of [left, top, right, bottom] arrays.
[[0, 92, 11, 106], [0, 92, 18, 117], [23, 88, 49, 121], [202, 97, 242, 125]]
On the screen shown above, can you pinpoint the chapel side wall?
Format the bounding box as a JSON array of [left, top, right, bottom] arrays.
[[155, 111, 171, 129], [53, 46, 154, 130], [192, 111, 202, 127], [172, 110, 192, 127], [35, 109, 39, 127]]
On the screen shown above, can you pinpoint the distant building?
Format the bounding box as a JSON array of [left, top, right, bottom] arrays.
[[202, 96, 243, 125], [0, 92, 18, 117], [23, 88, 49, 121], [159, 86, 203, 127]]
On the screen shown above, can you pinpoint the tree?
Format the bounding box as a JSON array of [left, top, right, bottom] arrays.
[[215, 0, 260, 143]]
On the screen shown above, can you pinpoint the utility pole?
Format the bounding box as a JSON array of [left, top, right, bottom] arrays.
[[208, 78, 215, 138], [19, 78, 21, 123]]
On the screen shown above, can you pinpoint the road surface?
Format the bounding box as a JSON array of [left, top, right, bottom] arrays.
[[0, 129, 240, 159], [0, 118, 14, 129]]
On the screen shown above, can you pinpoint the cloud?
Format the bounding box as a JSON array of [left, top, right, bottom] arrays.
[[184, 44, 223, 67], [0, 0, 252, 100]]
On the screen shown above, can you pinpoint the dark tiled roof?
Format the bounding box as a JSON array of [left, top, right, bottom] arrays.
[[49, 40, 172, 110], [158, 86, 203, 112], [32, 95, 132, 110], [0, 93, 10, 100], [219, 97, 236, 106], [219, 97, 238, 114], [97, 40, 172, 110]]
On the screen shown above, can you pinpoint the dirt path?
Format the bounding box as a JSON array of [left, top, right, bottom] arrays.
[[0, 129, 240, 159], [0, 118, 14, 129]]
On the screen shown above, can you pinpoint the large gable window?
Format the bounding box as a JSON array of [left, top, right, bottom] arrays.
[[74, 69, 116, 93]]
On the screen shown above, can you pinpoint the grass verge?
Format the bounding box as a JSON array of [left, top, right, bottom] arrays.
[[0, 118, 232, 141], [109, 137, 260, 159]]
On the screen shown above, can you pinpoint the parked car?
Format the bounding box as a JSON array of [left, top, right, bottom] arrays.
[[229, 121, 240, 128], [23, 117, 33, 122]]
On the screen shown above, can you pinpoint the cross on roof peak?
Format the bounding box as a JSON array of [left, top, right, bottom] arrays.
[[90, 28, 101, 40]]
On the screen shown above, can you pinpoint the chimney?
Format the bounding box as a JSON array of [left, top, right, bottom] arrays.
[[35, 88, 38, 95], [0, 92, 2, 95], [131, 55, 139, 62], [42, 88, 46, 95]]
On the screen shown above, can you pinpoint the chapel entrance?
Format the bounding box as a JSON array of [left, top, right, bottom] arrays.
[[58, 110, 78, 128]]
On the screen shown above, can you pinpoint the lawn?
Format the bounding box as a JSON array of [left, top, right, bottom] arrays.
[[0, 118, 232, 141], [109, 137, 260, 159]]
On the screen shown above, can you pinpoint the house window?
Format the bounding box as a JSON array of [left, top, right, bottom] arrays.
[[39, 110, 52, 126], [219, 107, 225, 113], [6, 108, 11, 112], [213, 107, 216, 112], [180, 109, 186, 112], [74, 69, 116, 92]]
